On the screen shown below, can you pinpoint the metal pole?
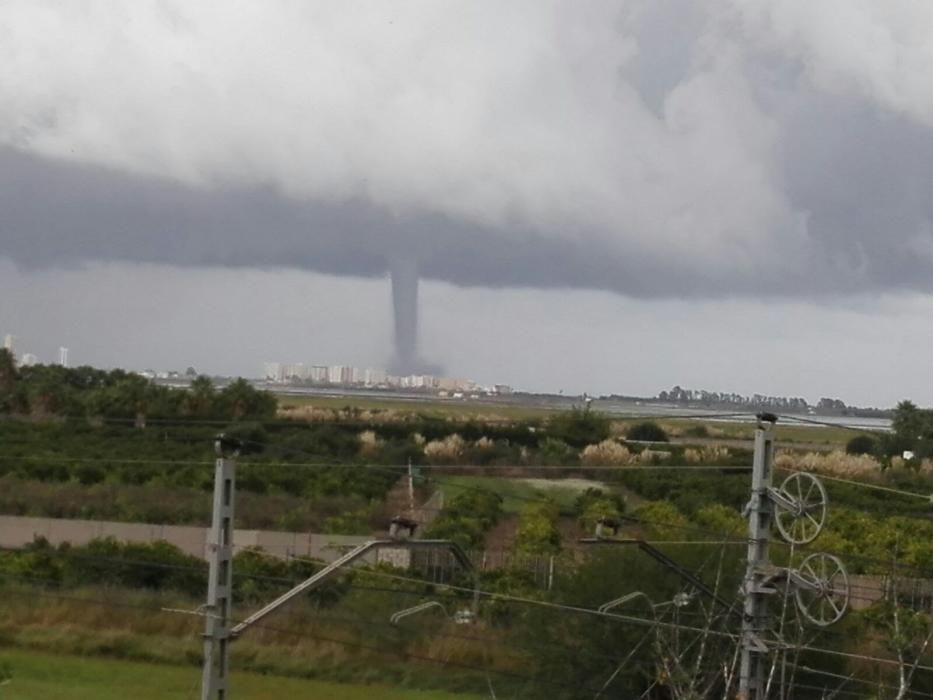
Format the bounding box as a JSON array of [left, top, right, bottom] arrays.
[[407, 458, 415, 517], [202, 437, 237, 700], [739, 415, 776, 700]]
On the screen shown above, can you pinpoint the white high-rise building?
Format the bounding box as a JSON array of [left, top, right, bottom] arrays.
[[2, 334, 14, 353], [59, 346, 69, 367], [262, 362, 285, 382], [364, 368, 387, 386]]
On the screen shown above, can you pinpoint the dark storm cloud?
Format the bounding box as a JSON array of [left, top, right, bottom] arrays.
[[1, 1, 933, 298]]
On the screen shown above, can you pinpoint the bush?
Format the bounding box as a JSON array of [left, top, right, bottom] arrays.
[[682, 424, 710, 438], [625, 422, 669, 442], [573, 488, 625, 533], [547, 408, 611, 447], [514, 500, 561, 555], [536, 438, 578, 466], [580, 440, 633, 466], [846, 434, 878, 456], [423, 434, 466, 462], [426, 490, 503, 549], [773, 449, 881, 477]]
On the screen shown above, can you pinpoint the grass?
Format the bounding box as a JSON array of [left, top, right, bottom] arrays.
[[0, 586, 519, 695], [438, 476, 603, 514], [277, 393, 862, 447], [277, 393, 557, 421], [659, 418, 862, 447], [0, 648, 482, 700]]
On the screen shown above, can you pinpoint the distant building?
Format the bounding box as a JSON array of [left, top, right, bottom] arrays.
[[285, 363, 311, 381], [263, 362, 285, 382], [19, 353, 37, 367], [2, 334, 14, 354], [327, 365, 352, 384], [260, 358, 481, 393], [58, 346, 69, 368], [364, 368, 387, 386]]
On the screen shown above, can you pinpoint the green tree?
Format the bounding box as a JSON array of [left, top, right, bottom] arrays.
[[184, 375, 216, 417], [845, 434, 878, 456], [0, 348, 15, 412], [626, 421, 669, 442], [217, 378, 277, 420], [547, 407, 611, 447], [514, 500, 561, 555]]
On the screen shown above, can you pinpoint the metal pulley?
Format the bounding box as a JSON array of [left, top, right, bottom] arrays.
[[789, 552, 850, 627], [770, 472, 828, 545]]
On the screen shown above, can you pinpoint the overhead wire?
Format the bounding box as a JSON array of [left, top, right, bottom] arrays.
[[0, 574, 665, 697]]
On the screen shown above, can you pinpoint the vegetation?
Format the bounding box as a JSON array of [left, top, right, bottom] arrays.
[[425, 490, 503, 549], [0, 355, 276, 422], [546, 406, 611, 447], [513, 500, 561, 555], [845, 433, 878, 456], [7, 363, 933, 696], [625, 421, 669, 443], [0, 649, 483, 700]]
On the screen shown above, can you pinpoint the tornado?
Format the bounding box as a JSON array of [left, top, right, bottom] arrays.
[[390, 258, 419, 375]]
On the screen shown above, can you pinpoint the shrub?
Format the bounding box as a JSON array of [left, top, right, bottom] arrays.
[[773, 449, 881, 477], [426, 490, 503, 549], [537, 438, 578, 466], [631, 501, 690, 538], [573, 488, 625, 533], [636, 449, 670, 465], [625, 422, 669, 442], [682, 424, 710, 438], [357, 430, 382, 458], [514, 500, 561, 555], [423, 434, 466, 462], [845, 434, 877, 456], [683, 446, 730, 464], [580, 440, 633, 466], [547, 408, 611, 447]]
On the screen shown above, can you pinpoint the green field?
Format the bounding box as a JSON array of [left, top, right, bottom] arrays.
[[278, 393, 865, 448], [438, 475, 605, 513], [277, 393, 560, 421], [0, 649, 482, 700]]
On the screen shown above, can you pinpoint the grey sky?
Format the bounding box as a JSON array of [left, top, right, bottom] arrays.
[[1, 2, 932, 405]]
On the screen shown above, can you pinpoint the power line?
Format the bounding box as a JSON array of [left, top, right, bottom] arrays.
[[777, 467, 933, 502], [776, 413, 891, 434], [1, 578, 665, 697]]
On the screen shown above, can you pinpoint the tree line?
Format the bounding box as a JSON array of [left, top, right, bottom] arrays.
[[0, 349, 276, 421]]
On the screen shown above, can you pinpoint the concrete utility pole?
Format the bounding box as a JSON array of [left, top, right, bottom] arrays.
[[201, 436, 238, 700], [739, 414, 777, 700]]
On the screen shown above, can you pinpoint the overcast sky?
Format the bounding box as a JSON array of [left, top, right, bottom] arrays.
[[2, 1, 933, 406]]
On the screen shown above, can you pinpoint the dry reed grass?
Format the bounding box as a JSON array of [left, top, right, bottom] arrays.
[[423, 435, 466, 461], [773, 449, 881, 478]]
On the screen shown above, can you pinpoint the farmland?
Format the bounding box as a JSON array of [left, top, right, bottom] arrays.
[[0, 649, 482, 700], [2, 363, 933, 697]]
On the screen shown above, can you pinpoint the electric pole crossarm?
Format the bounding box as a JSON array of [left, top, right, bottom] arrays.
[[579, 537, 732, 612], [230, 539, 473, 638], [230, 540, 386, 637], [634, 540, 733, 612]]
